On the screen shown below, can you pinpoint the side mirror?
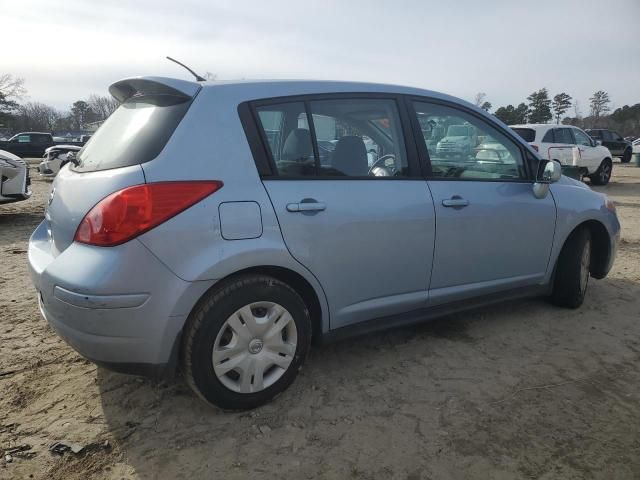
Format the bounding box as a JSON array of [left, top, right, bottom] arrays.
[[537, 159, 562, 183], [533, 160, 561, 199], [594, 139, 602, 146]]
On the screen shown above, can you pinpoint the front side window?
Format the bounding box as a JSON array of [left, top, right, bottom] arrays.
[[17, 135, 30, 143], [413, 101, 526, 180], [573, 129, 592, 147], [554, 128, 575, 145], [255, 98, 408, 178]]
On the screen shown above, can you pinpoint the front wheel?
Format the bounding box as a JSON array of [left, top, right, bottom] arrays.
[[182, 274, 312, 410], [589, 158, 612, 186], [551, 228, 591, 308], [621, 148, 632, 163]]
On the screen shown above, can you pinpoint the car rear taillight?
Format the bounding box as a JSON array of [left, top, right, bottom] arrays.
[[531, 145, 539, 152], [74, 181, 223, 247]]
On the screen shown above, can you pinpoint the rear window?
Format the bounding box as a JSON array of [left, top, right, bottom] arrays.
[[510, 128, 536, 143], [73, 94, 191, 172]]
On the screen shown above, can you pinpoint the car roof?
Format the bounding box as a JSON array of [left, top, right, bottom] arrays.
[[111, 76, 483, 113], [509, 124, 569, 131]]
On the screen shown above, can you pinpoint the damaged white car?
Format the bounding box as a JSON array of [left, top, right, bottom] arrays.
[[0, 149, 31, 204], [38, 144, 82, 177]]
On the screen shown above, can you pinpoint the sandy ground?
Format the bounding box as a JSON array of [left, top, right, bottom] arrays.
[[1, 162, 640, 480]]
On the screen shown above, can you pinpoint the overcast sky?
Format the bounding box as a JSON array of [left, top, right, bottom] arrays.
[[3, 0, 639, 113]]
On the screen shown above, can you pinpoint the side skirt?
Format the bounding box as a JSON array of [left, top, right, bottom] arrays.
[[321, 284, 550, 343]]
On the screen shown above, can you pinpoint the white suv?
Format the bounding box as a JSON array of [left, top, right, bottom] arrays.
[[510, 124, 613, 185]]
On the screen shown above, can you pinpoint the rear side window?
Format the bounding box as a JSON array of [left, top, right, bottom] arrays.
[[542, 129, 555, 143], [588, 130, 602, 139], [510, 128, 535, 142], [73, 94, 191, 172], [255, 98, 408, 178]]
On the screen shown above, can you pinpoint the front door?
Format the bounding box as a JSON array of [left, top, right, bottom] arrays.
[[410, 99, 556, 306], [253, 96, 435, 329]]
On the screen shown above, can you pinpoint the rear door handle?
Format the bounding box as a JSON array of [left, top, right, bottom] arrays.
[[442, 196, 469, 208], [286, 201, 326, 212]]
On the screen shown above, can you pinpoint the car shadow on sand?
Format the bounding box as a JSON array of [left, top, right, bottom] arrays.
[[95, 274, 640, 478]]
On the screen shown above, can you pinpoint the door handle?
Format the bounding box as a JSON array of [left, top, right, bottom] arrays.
[[442, 196, 469, 208], [286, 201, 326, 212]]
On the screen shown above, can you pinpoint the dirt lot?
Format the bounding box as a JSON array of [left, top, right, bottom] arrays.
[[1, 163, 640, 480]]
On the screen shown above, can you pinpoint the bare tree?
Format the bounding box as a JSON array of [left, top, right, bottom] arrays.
[[0, 74, 27, 102], [87, 94, 120, 121], [15, 102, 61, 131], [474, 92, 487, 107]]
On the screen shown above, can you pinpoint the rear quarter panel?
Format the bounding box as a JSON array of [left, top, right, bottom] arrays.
[[135, 86, 331, 332]]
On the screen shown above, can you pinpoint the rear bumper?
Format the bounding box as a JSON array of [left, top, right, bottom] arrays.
[[28, 220, 215, 376]]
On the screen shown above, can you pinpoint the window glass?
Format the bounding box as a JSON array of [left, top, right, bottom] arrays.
[[542, 129, 555, 143], [17, 135, 30, 143], [573, 129, 592, 147], [255, 102, 315, 177], [413, 101, 526, 180], [588, 130, 603, 140], [307, 98, 408, 177], [510, 128, 535, 142], [74, 94, 192, 172], [554, 128, 574, 144], [611, 131, 622, 141], [255, 98, 408, 177]]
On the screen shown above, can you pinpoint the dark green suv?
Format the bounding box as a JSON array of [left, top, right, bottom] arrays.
[[585, 129, 633, 163]]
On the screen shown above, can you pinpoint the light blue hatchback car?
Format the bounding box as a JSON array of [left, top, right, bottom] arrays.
[[28, 77, 620, 409]]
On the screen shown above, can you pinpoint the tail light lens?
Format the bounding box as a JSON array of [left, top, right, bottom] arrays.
[[74, 181, 223, 247]]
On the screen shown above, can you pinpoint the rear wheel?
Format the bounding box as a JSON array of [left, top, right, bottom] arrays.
[[182, 274, 312, 410], [551, 228, 591, 308], [589, 158, 612, 186], [621, 148, 632, 163]]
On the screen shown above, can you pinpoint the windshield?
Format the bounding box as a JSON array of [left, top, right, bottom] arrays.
[[73, 94, 191, 172]]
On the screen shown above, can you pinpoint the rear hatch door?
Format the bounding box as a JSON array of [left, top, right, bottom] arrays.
[[45, 77, 200, 256]]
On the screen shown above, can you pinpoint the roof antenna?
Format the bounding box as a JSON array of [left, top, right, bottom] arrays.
[[166, 56, 206, 82]]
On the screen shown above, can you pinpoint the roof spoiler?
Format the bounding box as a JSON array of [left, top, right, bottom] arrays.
[[109, 76, 201, 103]]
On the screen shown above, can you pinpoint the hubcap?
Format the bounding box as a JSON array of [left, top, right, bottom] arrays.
[[601, 164, 610, 182], [212, 302, 297, 394]]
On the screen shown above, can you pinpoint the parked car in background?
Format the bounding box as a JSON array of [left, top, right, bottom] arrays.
[[510, 124, 614, 185], [585, 129, 633, 163], [29, 77, 620, 410], [0, 149, 31, 204], [38, 145, 82, 177], [436, 124, 477, 157], [0, 132, 55, 158]]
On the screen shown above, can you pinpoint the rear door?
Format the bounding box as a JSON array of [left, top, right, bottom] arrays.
[[409, 99, 556, 306], [252, 95, 435, 329]]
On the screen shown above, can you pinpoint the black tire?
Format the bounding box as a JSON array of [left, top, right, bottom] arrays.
[[621, 148, 632, 163], [551, 228, 591, 308], [589, 158, 612, 186], [181, 274, 312, 410]]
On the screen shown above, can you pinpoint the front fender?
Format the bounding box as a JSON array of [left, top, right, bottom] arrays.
[[546, 180, 620, 283]]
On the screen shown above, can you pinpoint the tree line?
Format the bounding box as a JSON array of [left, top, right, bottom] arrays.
[[477, 88, 639, 137], [0, 73, 119, 134]]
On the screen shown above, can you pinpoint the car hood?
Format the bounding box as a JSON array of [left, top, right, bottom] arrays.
[[0, 149, 23, 166], [439, 136, 470, 143]]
